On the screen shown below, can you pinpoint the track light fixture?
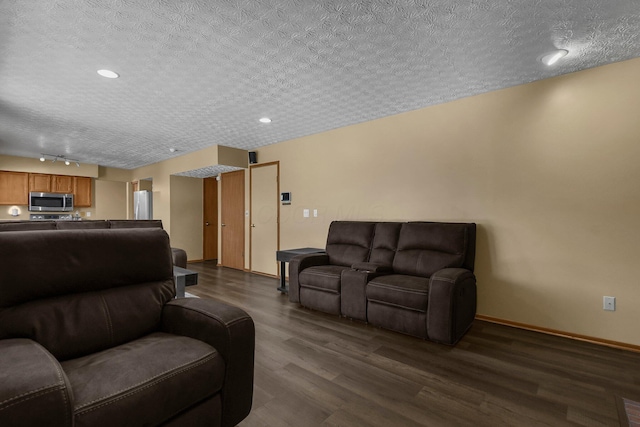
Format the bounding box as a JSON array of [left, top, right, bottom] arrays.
[[39, 154, 80, 167]]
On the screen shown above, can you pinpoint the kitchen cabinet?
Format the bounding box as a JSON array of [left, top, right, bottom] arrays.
[[73, 176, 92, 207], [29, 173, 52, 192], [3, 172, 93, 207], [0, 171, 29, 205], [51, 175, 74, 193]]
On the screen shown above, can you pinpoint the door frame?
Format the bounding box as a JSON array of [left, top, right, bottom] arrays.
[[249, 161, 280, 275]]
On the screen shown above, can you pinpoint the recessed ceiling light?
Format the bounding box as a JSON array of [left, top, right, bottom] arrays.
[[97, 69, 119, 79], [259, 117, 272, 124], [540, 49, 568, 66]]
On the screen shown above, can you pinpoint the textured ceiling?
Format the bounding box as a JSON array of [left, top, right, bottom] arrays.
[[1, 0, 639, 175]]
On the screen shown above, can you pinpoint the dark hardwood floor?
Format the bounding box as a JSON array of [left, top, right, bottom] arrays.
[[186, 261, 640, 427]]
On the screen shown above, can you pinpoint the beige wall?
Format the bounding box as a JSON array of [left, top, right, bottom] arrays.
[[170, 175, 204, 260], [219, 146, 249, 168], [255, 57, 640, 346], [94, 179, 127, 219]]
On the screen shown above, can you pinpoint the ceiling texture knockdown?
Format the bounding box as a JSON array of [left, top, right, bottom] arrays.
[[1, 0, 639, 176]]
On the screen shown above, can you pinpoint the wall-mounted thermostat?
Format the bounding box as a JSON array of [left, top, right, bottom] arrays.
[[280, 192, 291, 205]]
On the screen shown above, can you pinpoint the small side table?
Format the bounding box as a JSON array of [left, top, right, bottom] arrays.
[[173, 266, 198, 298], [276, 247, 325, 293]]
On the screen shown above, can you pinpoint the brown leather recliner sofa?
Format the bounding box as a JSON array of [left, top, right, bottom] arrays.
[[0, 219, 188, 268], [289, 221, 477, 345], [0, 228, 254, 427]]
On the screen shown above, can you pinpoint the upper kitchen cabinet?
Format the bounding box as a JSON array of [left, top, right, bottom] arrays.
[[51, 175, 74, 193], [0, 171, 29, 205], [73, 176, 92, 207], [30, 174, 74, 194], [29, 173, 52, 192]]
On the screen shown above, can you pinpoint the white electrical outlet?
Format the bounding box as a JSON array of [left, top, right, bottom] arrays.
[[313, 209, 318, 217], [603, 296, 616, 311], [303, 209, 309, 218]]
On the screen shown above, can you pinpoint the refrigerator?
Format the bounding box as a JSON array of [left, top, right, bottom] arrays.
[[133, 190, 153, 220]]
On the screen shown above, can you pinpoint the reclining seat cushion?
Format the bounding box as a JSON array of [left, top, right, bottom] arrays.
[[366, 273, 431, 338], [299, 265, 346, 293], [61, 332, 224, 427], [299, 221, 376, 294], [297, 221, 376, 314], [366, 222, 472, 339], [367, 223, 470, 312], [366, 274, 430, 312]]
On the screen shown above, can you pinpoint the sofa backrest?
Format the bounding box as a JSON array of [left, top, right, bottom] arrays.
[[325, 221, 376, 266], [0, 219, 162, 231], [0, 221, 57, 231], [392, 222, 476, 277], [0, 228, 175, 361], [0, 219, 164, 231], [56, 220, 110, 229], [368, 222, 403, 268], [109, 219, 164, 229]]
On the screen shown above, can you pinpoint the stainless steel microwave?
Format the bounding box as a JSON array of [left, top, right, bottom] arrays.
[[28, 192, 74, 212]]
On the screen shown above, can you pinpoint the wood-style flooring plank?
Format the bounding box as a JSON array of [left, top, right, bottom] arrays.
[[185, 262, 640, 426]]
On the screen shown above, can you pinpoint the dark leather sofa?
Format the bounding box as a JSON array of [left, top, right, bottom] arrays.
[[0, 219, 188, 268], [289, 221, 477, 345], [0, 228, 254, 427]]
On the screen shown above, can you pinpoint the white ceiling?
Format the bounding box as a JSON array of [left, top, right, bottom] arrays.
[[1, 0, 639, 176]]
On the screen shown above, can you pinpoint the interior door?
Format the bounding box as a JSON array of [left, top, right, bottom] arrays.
[[203, 177, 218, 261], [250, 162, 279, 276], [220, 170, 245, 270]]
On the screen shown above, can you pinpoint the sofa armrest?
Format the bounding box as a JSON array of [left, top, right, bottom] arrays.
[[161, 298, 255, 427], [427, 268, 477, 345], [288, 253, 330, 303], [171, 247, 187, 268], [350, 262, 393, 273], [0, 339, 73, 427]]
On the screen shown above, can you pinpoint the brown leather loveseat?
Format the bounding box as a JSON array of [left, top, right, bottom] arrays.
[[0, 228, 254, 427], [0, 219, 188, 268], [289, 221, 477, 345]]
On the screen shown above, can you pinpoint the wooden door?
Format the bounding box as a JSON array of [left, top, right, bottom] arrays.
[[220, 170, 244, 270], [203, 177, 218, 261], [250, 162, 279, 276]]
